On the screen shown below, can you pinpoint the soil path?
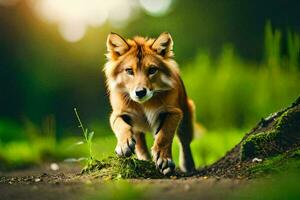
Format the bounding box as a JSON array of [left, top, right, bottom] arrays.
[[0, 163, 246, 200]]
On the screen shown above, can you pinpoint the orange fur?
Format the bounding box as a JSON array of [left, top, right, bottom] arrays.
[[104, 32, 195, 174]]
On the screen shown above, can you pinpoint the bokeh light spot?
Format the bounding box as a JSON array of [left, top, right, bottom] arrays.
[[139, 0, 172, 16], [58, 22, 86, 43]]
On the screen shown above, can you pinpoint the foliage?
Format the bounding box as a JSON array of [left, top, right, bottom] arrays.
[[287, 29, 300, 70], [182, 45, 300, 130], [264, 21, 282, 67]]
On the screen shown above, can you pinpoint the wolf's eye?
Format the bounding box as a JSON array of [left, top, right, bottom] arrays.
[[148, 66, 158, 75], [125, 68, 134, 75]]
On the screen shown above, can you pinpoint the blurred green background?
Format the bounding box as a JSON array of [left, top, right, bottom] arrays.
[[0, 0, 299, 169]]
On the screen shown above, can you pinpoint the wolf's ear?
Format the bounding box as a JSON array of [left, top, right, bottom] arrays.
[[106, 33, 129, 59], [151, 32, 173, 58]]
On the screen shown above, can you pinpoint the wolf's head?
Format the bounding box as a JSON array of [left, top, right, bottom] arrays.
[[104, 32, 179, 103]]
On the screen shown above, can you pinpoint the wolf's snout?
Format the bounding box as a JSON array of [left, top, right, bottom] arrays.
[[131, 87, 153, 103], [135, 88, 147, 98]]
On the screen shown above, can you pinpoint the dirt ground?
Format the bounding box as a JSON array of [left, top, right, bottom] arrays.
[[0, 163, 247, 200]]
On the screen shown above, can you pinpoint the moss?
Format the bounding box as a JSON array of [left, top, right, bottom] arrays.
[[241, 106, 300, 160], [247, 148, 300, 177], [275, 109, 291, 130], [81, 156, 165, 179], [240, 130, 279, 160]]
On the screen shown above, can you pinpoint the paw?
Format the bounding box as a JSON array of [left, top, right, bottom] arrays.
[[136, 153, 151, 161], [115, 137, 136, 157], [152, 150, 175, 175]]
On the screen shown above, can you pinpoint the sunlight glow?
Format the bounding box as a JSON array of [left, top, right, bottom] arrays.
[[58, 22, 86, 43], [23, 0, 173, 42], [139, 0, 172, 16], [31, 0, 137, 42]]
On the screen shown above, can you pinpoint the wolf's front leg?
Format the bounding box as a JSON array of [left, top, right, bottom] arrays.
[[151, 108, 183, 175], [110, 113, 136, 157]]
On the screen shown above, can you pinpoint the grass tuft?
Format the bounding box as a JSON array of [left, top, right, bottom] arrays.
[[81, 156, 165, 179]]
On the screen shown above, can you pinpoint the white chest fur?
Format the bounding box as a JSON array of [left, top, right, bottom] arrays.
[[143, 106, 162, 131], [129, 106, 164, 134]]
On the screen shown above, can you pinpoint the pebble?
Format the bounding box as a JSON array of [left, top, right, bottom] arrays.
[[34, 178, 41, 182], [50, 163, 60, 171], [252, 158, 263, 163]]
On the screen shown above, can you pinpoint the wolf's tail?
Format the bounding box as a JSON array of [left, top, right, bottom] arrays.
[[187, 99, 207, 138]]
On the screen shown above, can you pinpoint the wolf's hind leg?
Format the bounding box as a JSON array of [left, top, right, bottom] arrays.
[[177, 99, 195, 173]]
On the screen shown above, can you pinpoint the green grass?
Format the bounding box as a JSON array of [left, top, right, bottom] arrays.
[[0, 125, 243, 170], [182, 23, 300, 130], [182, 47, 300, 130]]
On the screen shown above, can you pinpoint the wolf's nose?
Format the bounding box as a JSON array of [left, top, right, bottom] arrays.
[[135, 88, 147, 98]]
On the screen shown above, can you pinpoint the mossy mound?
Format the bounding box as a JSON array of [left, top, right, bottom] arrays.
[[201, 96, 300, 178], [81, 156, 165, 179]]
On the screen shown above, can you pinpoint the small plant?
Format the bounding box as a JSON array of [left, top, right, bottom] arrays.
[[74, 108, 95, 168]]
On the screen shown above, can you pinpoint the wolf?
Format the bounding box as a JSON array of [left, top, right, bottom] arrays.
[[104, 32, 196, 175]]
